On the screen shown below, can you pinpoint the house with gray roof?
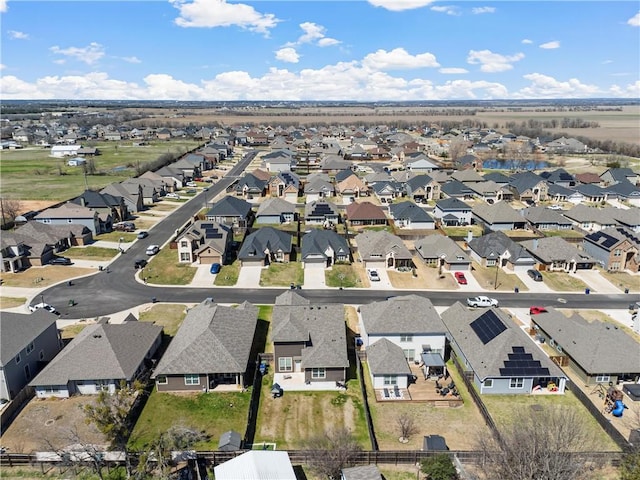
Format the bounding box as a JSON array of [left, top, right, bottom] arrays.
[[583, 227, 640, 272], [341, 465, 383, 480], [520, 206, 573, 231], [238, 227, 293, 266], [1, 310, 62, 400], [305, 200, 340, 226], [530, 307, 640, 386], [405, 156, 439, 173], [440, 180, 475, 201], [272, 296, 348, 388], [434, 198, 472, 226], [234, 173, 268, 198], [605, 181, 640, 207], [206, 195, 253, 233], [415, 235, 471, 271], [468, 230, 535, 272], [388, 201, 435, 230], [404, 174, 440, 203], [441, 303, 567, 395], [472, 201, 526, 231], [482, 172, 511, 185], [153, 300, 258, 392], [600, 167, 638, 186], [521, 236, 595, 272], [35, 203, 104, 236], [255, 197, 297, 225], [466, 180, 513, 203], [366, 338, 413, 390], [155, 165, 186, 189], [508, 171, 548, 203], [359, 295, 447, 367], [100, 181, 145, 213], [303, 176, 335, 203], [539, 168, 576, 188], [71, 189, 129, 223], [176, 220, 231, 265], [562, 204, 617, 232], [301, 229, 350, 268], [31, 319, 162, 398], [574, 183, 608, 203], [608, 206, 640, 233], [354, 230, 412, 269], [450, 169, 484, 183]]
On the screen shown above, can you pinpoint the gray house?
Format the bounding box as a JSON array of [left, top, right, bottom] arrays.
[[530, 307, 640, 386], [206, 196, 253, 233], [472, 201, 526, 231], [354, 230, 412, 269], [388, 201, 435, 230], [1, 311, 62, 400], [442, 303, 567, 395], [238, 227, 293, 266], [520, 206, 573, 231], [521, 237, 595, 272], [154, 300, 258, 392], [301, 229, 350, 268], [434, 198, 472, 226], [272, 297, 348, 387], [468, 231, 536, 272], [255, 197, 296, 225], [35, 203, 103, 236], [30, 319, 162, 398], [415, 235, 471, 271]]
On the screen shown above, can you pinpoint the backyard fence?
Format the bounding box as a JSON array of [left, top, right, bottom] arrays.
[[355, 349, 378, 451]]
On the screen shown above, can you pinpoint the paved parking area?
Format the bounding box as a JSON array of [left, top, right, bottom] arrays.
[[303, 267, 326, 288], [236, 265, 263, 288]]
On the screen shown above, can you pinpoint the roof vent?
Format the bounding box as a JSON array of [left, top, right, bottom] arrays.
[[93, 334, 102, 339]]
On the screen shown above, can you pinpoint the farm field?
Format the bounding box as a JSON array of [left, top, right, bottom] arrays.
[[0, 139, 200, 201]]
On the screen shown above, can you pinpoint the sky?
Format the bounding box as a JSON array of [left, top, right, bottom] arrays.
[[0, 0, 639, 101]]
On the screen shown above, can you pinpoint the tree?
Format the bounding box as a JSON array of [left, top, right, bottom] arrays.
[[448, 136, 469, 167], [474, 405, 597, 480], [397, 412, 418, 442], [0, 196, 22, 227], [421, 454, 458, 480], [305, 427, 362, 478]]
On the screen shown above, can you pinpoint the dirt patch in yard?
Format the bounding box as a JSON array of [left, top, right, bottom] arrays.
[[1, 396, 107, 453]]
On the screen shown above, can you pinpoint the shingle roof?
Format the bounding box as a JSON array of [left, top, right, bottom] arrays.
[[360, 295, 445, 335], [440, 181, 475, 198], [521, 206, 572, 226], [414, 235, 470, 263], [1, 311, 58, 365], [154, 301, 258, 375], [435, 197, 471, 211], [562, 204, 615, 225], [256, 197, 296, 217], [272, 303, 349, 368], [345, 201, 387, 221], [238, 227, 293, 260], [355, 230, 412, 261], [521, 236, 594, 264], [301, 229, 349, 260], [468, 231, 533, 262], [207, 196, 253, 218], [472, 201, 523, 225], [367, 338, 412, 376], [30, 321, 162, 385], [508, 171, 545, 194], [531, 307, 640, 374], [389, 201, 434, 223]]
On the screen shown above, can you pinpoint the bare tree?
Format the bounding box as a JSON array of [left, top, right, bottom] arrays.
[[43, 425, 110, 480], [305, 427, 362, 478], [503, 141, 532, 171], [0, 197, 22, 227], [475, 405, 598, 480], [448, 135, 469, 167], [397, 412, 418, 442]]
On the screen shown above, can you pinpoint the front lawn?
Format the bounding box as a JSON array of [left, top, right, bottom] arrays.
[[93, 231, 137, 242], [0, 296, 26, 308], [65, 246, 119, 260], [325, 264, 359, 288], [543, 271, 589, 292], [0, 265, 95, 287], [129, 390, 251, 451], [260, 262, 304, 287], [470, 262, 528, 292], [145, 246, 196, 285], [599, 270, 639, 293], [214, 260, 240, 286]]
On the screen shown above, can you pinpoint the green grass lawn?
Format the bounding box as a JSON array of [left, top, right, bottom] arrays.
[[145, 246, 196, 285], [599, 270, 640, 292], [442, 225, 483, 238], [138, 304, 188, 337], [65, 246, 119, 260], [325, 264, 359, 288], [93, 231, 137, 242], [260, 262, 304, 287], [214, 260, 240, 286], [0, 296, 26, 309], [471, 262, 528, 292], [129, 390, 251, 451], [0, 140, 200, 201], [543, 271, 589, 292], [540, 229, 585, 239]]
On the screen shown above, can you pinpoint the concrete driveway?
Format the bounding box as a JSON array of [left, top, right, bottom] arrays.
[[236, 265, 263, 288], [367, 268, 393, 290], [572, 269, 621, 294], [190, 264, 215, 287], [304, 267, 327, 288], [516, 271, 554, 293], [454, 270, 484, 292]]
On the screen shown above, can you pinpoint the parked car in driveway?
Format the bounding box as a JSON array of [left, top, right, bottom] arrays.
[[527, 269, 543, 281], [49, 256, 72, 265], [145, 245, 159, 256], [529, 306, 548, 315], [165, 193, 180, 199], [186, 181, 197, 187], [28, 303, 60, 315], [454, 272, 467, 285], [467, 296, 499, 308], [210, 263, 221, 274], [367, 269, 380, 282], [114, 222, 136, 232]]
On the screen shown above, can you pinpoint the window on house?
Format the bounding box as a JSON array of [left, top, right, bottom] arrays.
[[15, 353, 21, 364], [403, 349, 415, 362], [595, 375, 610, 383], [181, 241, 188, 248], [509, 378, 524, 389], [26, 342, 34, 355], [184, 374, 200, 386], [383, 376, 397, 385], [400, 335, 413, 342], [24, 364, 31, 381], [487, 259, 496, 266], [278, 357, 293, 372], [39, 350, 45, 360], [157, 376, 168, 385], [311, 368, 326, 379], [180, 252, 191, 262], [484, 379, 493, 388], [614, 249, 622, 257]]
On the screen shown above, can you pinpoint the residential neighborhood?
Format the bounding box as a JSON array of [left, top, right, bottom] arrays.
[[1, 112, 639, 479]]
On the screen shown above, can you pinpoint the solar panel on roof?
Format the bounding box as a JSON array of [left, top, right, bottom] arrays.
[[470, 310, 507, 344], [499, 346, 550, 377]]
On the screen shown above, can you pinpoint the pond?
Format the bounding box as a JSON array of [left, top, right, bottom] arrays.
[[482, 158, 549, 170]]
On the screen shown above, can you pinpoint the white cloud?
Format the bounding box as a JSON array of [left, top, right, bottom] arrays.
[[539, 41, 560, 49], [602, 60, 613, 64], [50, 42, 105, 65], [294, 22, 340, 48], [439, 67, 469, 74], [318, 38, 340, 47], [521, 39, 533, 44], [122, 56, 141, 64], [627, 11, 640, 27], [362, 48, 439, 70], [609, 80, 640, 98], [516, 73, 600, 98], [275, 47, 300, 63], [467, 49, 524, 72], [430, 5, 460, 16], [367, 0, 434, 11], [472, 6, 495, 14], [0, 0, 7, 13], [0, 64, 5, 70], [171, 0, 279, 35], [8, 30, 29, 40]]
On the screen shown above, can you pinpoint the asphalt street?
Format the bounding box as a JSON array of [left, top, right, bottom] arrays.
[[35, 149, 640, 319]]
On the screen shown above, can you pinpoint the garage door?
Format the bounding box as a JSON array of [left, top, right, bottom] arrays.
[[304, 259, 326, 269], [242, 260, 263, 267]]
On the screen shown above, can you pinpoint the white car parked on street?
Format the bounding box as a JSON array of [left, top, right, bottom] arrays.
[[466, 296, 499, 308]]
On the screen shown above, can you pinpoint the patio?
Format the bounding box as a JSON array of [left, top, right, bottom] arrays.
[[273, 372, 347, 392]]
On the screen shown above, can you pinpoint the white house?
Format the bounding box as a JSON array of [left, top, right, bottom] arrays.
[[51, 145, 81, 157]]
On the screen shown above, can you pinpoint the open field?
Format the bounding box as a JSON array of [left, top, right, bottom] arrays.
[[0, 140, 200, 201]]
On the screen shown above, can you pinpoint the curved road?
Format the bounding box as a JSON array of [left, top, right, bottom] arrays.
[[39, 150, 639, 319]]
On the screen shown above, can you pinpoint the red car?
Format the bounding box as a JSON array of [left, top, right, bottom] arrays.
[[529, 306, 548, 315], [454, 272, 467, 285]]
